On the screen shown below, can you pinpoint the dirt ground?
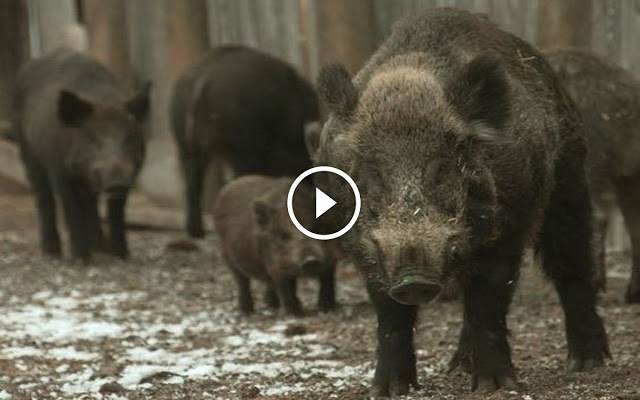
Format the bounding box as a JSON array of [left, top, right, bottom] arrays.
[[0, 185, 639, 400]]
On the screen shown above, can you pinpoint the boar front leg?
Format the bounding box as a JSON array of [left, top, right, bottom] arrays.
[[540, 147, 610, 370], [230, 269, 254, 314], [616, 178, 640, 303], [107, 195, 129, 259], [369, 293, 418, 397], [20, 147, 61, 256], [276, 278, 303, 316], [77, 189, 107, 254], [450, 244, 522, 392], [57, 180, 91, 260], [317, 264, 337, 311]]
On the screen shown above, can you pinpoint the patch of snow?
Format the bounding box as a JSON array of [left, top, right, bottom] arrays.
[[48, 346, 98, 361], [2, 346, 41, 358], [118, 365, 177, 387], [2, 304, 124, 342], [259, 383, 307, 396], [0, 390, 10, 400], [1, 345, 96, 361], [59, 368, 110, 394]]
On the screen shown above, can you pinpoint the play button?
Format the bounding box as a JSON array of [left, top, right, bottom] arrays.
[[287, 166, 361, 240], [315, 188, 336, 218]]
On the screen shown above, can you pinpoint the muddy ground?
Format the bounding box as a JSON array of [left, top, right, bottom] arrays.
[[0, 185, 639, 400]]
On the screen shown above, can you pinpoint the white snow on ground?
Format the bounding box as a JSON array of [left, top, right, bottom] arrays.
[[0, 289, 373, 397], [2, 345, 97, 361], [0, 390, 11, 400], [3, 304, 124, 341], [59, 368, 110, 395]]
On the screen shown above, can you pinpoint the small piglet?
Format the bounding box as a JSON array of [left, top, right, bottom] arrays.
[[212, 175, 335, 316]]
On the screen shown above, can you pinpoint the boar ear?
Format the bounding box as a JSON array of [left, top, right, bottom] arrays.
[[304, 121, 322, 161], [126, 82, 151, 122], [318, 64, 358, 117], [253, 200, 273, 227], [447, 54, 510, 141], [58, 90, 94, 127]]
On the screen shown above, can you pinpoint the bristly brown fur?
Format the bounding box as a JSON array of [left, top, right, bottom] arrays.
[[311, 7, 609, 396]]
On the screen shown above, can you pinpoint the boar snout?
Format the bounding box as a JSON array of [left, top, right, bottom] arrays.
[[301, 255, 324, 274], [90, 161, 134, 197], [388, 274, 441, 305], [104, 181, 130, 197]]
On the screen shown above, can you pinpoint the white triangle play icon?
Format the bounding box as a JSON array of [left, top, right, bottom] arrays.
[[315, 188, 337, 218]]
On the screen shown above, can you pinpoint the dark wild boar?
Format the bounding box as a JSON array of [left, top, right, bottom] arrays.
[[212, 175, 335, 316], [307, 8, 609, 396], [13, 49, 150, 260], [171, 46, 318, 238], [546, 49, 640, 303]]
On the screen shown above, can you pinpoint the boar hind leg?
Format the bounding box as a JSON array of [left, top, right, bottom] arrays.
[[276, 278, 303, 316], [541, 151, 610, 371], [591, 203, 609, 293], [182, 154, 206, 238], [370, 295, 418, 397], [231, 269, 254, 314], [108, 196, 129, 258], [615, 179, 640, 303], [21, 149, 61, 256], [264, 286, 280, 309], [317, 265, 337, 311], [450, 245, 521, 392]]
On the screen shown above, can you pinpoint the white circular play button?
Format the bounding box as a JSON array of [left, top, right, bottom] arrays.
[[287, 166, 361, 240], [315, 188, 337, 218]]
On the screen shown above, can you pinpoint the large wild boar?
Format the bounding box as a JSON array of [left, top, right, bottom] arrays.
[[545, 49, 640, 303], [13, 49, 150, 260], [306, 8, 609, 396], [213, 176, 335, 315], [170, 46, 318, 238]]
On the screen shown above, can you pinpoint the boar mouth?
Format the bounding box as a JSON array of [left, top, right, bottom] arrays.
[[104, 184, 129, 198], [388, 274, 442, 305], [300, 256, 326, 275]]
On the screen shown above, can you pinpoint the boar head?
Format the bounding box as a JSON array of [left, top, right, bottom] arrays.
[[252, 182, 327, 280], [308, 54, 509, 304], [58, 83, 151, 197]]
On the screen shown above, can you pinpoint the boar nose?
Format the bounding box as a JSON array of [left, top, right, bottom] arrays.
[[388, 275, 441, 305], [104, 180, 130, 197], [301, 255, 323, 273]]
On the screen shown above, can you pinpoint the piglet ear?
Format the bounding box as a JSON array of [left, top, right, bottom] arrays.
[[447, 54, 510, 142], [253, 200, 273, 227], [126, 81, 151, 121], [58, 90, 94, 127], [318, 64, 358, 117]]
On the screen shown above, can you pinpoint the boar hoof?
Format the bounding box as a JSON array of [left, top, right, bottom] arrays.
[[624, 282, 640, 304], [318, 300, 337, 312], [285, 307, 305, 317], [111, 246, 129, 260], [473, 374, 520, 392], [187, 221, 205, 239], [370, 379, 412, 398], [567, 355, 604, 372]]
